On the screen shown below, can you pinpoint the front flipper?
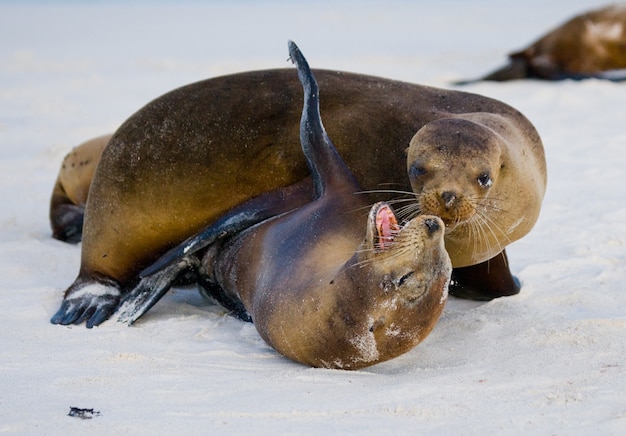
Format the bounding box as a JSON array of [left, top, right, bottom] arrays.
[[50, 277, 121, 328], [116, 257, 199, 325], [140, 178, 313, 277], [448, 249, 520, 301]]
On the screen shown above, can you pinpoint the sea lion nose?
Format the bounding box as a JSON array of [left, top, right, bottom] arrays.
[[440, 191, 457, 208], [424, 218, 440, 235]]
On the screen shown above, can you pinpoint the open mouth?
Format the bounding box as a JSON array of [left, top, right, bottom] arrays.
[[371, 203, 400, 251]]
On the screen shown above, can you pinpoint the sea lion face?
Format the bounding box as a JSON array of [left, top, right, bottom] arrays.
[[361, 203, 450, 297], [359, 202, 451, 307], [310, 203, 451, 369], [406, 118, 503, 232]]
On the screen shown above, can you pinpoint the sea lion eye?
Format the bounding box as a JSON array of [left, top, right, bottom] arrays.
[[396, 271, 414, 287], [477, 172, 492, 188], [409, 163, 426, 178]]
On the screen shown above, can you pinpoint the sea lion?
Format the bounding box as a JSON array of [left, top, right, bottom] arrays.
[[456, 4, 626, 83], [50, 45, 546, 328], [117, 41, 452, 370], [49, 134, 111, 243]]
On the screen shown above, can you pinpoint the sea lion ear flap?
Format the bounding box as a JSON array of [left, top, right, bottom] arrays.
[[365, 202, 400, 252]]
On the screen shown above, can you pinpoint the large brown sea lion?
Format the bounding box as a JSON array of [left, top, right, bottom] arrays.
[[50, 45, 546, 328], [117, 42, 452, 370], [457, 4, 626, 83]]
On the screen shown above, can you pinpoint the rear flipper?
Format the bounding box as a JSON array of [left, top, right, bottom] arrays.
[[453, 57, 530, 85], [49, 180, 84, 243], [455, 56, 626, 85], [592, 69, 626, 82], [116, 257, 200, 325], [448, 249, 520, 301]]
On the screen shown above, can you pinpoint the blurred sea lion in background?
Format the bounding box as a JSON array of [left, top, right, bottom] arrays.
[[456, 4, 626, 83]]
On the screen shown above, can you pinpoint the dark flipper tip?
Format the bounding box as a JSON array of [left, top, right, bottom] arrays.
[[51, 204, 85, 243], [453, 57, 530, 85], [50, 294, 120, 328]]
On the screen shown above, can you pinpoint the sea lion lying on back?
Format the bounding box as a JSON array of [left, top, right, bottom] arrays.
[[116, 41, 452, 370], [457, 4, 626, 83], [50, 44, 546, 328]]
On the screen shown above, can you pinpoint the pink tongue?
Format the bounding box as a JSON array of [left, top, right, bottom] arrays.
[[376, 205, 399, 249]]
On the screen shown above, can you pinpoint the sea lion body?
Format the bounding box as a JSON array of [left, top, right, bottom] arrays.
[[51, 62, 545, 327], [49, 134, 111, 243], [458, 4, 626, 83], [118, 42, 452, 369]]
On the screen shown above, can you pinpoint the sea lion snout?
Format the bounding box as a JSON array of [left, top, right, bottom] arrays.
[[440, 191, 457, 209], [423, 217, 441, 235]]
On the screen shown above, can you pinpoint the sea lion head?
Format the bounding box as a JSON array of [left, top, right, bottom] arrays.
[[360, 202, 451, 297], [406, 117, 503, 233], [323, 202, 451, 369]]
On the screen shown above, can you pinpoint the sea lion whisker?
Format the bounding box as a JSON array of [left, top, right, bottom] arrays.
[[396, 201, 426, 220], [471, 215, 492, 260], [356, 189, 417, 198], [474, 197, 506, 214], [468, 212, 505, 261], [475, 209, 513, 246], [382, 198, 421, 207], [395, 204, 423, 222]]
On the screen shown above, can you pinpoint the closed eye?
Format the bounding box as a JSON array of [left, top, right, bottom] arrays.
[[397, 271, 414, 287], [409, 163, 426, 178]]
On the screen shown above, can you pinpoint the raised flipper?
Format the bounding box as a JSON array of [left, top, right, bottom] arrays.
[[140, 178, 313, 278], [448, 249, 520, 301]]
